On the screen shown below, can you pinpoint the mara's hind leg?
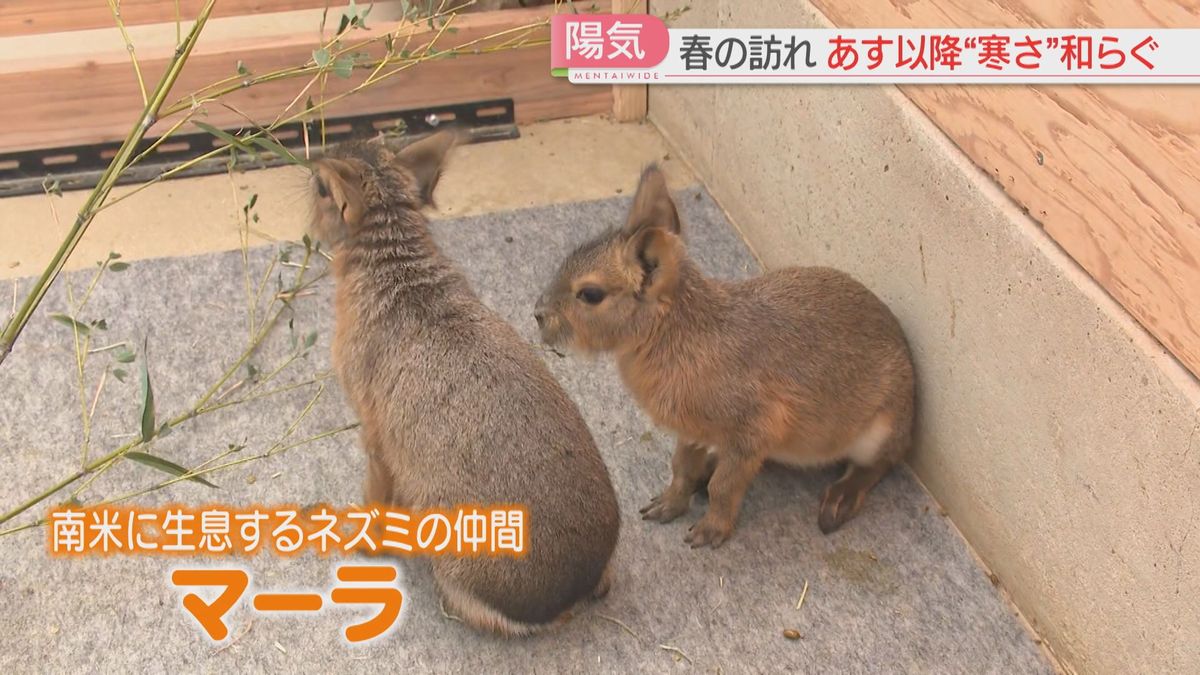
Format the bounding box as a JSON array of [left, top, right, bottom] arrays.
[[817, 462, 891, 535], [818, 411, 912, 534]]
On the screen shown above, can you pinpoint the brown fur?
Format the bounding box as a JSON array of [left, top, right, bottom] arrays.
[[309, 132, 620, 632], [535, 166, 915, 545]]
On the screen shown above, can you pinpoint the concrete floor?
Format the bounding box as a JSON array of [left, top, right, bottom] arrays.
[[0, 119, 1050, 672]]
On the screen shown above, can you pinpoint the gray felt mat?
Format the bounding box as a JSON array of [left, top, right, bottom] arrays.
[[0, 188, 1051, 673]]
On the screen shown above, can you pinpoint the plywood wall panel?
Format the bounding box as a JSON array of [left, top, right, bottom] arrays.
[[809, 0, 1200, 378]]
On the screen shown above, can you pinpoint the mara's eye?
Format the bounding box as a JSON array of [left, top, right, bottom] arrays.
[[315, 177, 329, 198], [576, 286, 606, 305]]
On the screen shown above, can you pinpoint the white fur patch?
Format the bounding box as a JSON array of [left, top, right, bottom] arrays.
[[845, 414, 894, 466]]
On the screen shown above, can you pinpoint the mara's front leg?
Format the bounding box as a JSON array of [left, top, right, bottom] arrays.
[[685, 445, 763, 549], [640, 440, 714, 523]]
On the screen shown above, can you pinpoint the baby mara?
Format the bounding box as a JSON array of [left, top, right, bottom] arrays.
[[536, 166, 915, 547], [308, 132, 620, 635]]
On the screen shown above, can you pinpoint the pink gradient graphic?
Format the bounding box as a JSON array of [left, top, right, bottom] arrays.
[[551, 14, 669, 69]]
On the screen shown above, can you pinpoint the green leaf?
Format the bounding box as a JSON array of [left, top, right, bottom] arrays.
[[304, 331, 318, 349], [313, 47, 332, 67], [108, 261, 130, 272], [113, 368, 128, 383], [157, 422, 173, 438], [126, 451, 217, 488], [114, 346, 136, 363], [336, 13, 351, 36], [193, 121, 248, 150], [249, 137, 303, 166], [138, 342, 156, 443], [108, 252, 122, 260], [245, 193, 258, 211], [91, 318, 108, 330], [332, 55, 355, 78], [236, 59, 248, 75], [49, 313, 90, 335]]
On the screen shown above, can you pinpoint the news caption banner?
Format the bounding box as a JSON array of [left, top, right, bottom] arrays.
[[551, 15, 1200, 84], [47, 504, 527, 643]]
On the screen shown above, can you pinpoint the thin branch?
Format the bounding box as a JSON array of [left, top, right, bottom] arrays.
[[101, 422, 358, 506], [0, 0, 218, 368], [107, 0, 149, 105], [87, 341, 129, 355], [0, 1, 558, 532], [0, 239, 319, 528], [88, 367, 109, 426], [99, 28, 551, 215]]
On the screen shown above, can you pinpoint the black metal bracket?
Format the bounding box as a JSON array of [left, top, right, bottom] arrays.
[[0, 98, 518, 198]]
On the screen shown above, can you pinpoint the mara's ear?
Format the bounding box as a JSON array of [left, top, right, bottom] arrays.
[[621, 165, 681, 238], [623, 224, 682, 300], [313, 158, 366, 228], [395, 129, 461, 206]]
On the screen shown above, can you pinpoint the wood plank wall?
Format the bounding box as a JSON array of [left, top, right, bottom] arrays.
[[0, 1, 334, 36], [0, 3, 613, 152], [807, 0, 1200, 379]]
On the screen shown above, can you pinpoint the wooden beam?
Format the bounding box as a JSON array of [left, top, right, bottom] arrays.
[[0, 0, 336, 37], [610, 0, 648, 122], [808, 0, 1200, 380], [0, 5, 611, 152]]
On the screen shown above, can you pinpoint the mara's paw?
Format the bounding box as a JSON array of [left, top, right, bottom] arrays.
[[684, 511, 734, 549], [639, 489, 691, 523], [818, 479, 867, 534]]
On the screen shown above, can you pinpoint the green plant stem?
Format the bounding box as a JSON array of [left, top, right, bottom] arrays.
[[107, 0, 149, 105], [0, 1, 554, 531], [0, 438, 137, 527], [0, 0, 217, 369], [97, 33, 550, 216], [184, 243, 316, 419], [0, 422, 358, 536], [0, 242, 316, 528], [101, 422, 359, 507]]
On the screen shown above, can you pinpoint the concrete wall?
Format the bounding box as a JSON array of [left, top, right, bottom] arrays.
[[647, 2, 1200, 673]]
